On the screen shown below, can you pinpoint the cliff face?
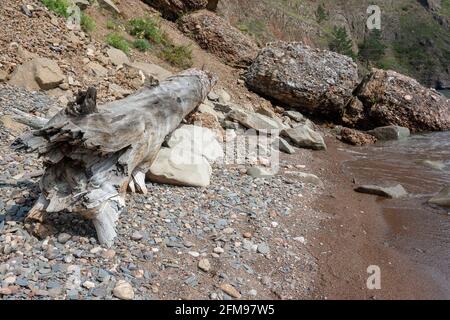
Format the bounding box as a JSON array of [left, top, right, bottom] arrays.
[[216, 0, 450, 89]]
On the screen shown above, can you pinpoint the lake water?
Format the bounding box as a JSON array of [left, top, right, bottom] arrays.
[[439, 89, 450, 98], [343, 131, 450, 297]]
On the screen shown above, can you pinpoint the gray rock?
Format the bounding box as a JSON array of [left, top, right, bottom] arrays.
[[228, 109, 283, 131], [257, 243, 270, 254], [247, 166, 275, 178], [282, 125, 326, 150], [368, 126, 411, 141], [429, 185, 450, 208], [284, 110, 304, 122], [57, 233, 71, 244], [272, 137, 295, 154], [355, 184, 408, 199]]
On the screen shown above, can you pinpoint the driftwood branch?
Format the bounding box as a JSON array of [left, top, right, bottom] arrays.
[[13, 69, 216, 247]]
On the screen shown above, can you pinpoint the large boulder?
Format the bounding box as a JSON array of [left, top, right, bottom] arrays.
[[144, 0, 209, 20], [147, 125, 223, 187], [355, 69, 450, 132], [245, 42, 359, 120], [9, 58, 65, 91], [178, 10, 258, 68], [368, 126, 410, 141]]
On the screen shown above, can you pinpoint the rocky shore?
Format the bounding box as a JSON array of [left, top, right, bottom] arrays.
[[0, 0, 449, 301]]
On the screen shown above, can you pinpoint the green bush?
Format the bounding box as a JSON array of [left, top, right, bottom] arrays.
[[133, 39, 151, 52], [160, 44, 193, 69], [81, 13, 96, 33], [128, 17, 167, 44], [41, 0, 71, 17], [106, 33, 130, 54]]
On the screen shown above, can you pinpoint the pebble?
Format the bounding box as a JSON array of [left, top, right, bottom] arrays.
[[188, 251, 200, 258], [82, 281, 96, 289], [257, 243, 270, 254], [131, 231, 143, 241], [102, 249, 116, 259], [90, 247, 102, 254], [57, 233, 71, 244], [198, 258, 211, 272], [213, 247, 224, 254], [294, 236, 306, 244], [248, 289, 257, 296], [219, 283, 241, 299], [113, 280, 134, 300], [243, 232, 252, 239]]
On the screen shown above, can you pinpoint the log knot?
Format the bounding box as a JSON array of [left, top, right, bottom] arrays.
[[66, 87, 98, 116]]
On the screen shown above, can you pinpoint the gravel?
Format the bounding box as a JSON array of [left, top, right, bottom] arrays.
[[0, 85, 323, 300]]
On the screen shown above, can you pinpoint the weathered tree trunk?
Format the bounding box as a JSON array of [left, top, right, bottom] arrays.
[[13, 69, 216, 247]]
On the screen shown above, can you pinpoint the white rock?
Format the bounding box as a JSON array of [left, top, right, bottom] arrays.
[[148, 147, 212, 187], [168, 125, 223, 162]]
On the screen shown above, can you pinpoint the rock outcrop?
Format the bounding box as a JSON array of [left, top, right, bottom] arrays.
[[178, 10, 258, 68], [144, 0, 209, 20], [354, 69, 450, 132], [245, 42, 359, 120]]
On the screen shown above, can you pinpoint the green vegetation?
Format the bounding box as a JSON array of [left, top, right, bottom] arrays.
[[133, 39, 151, 52], [441, 0, 450, 17], [316, 4, 328, 23], [41, 0, 70, 17], [126, 17, 192, 68], [160, 44, 193, 69], [128, 17, 166, 44], [106, 33, 130, 54], [80, 13, 96, 33], [328, 26, 355, 59], [358, 30, 386, 66], [106, 19, 119, 30]]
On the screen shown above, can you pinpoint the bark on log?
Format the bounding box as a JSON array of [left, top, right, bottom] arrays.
[[13, 69, 216, 247]]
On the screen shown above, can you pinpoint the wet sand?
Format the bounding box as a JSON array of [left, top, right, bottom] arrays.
[[309, 136, 449, 300]]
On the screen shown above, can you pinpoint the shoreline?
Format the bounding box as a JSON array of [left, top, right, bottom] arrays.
[[309, 136, 449, 300]]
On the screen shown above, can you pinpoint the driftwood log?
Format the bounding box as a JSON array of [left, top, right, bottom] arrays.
[[13, 69, 216, 247]]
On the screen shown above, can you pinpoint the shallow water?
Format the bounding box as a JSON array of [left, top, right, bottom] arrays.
[[342, 131, 450, 297]]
